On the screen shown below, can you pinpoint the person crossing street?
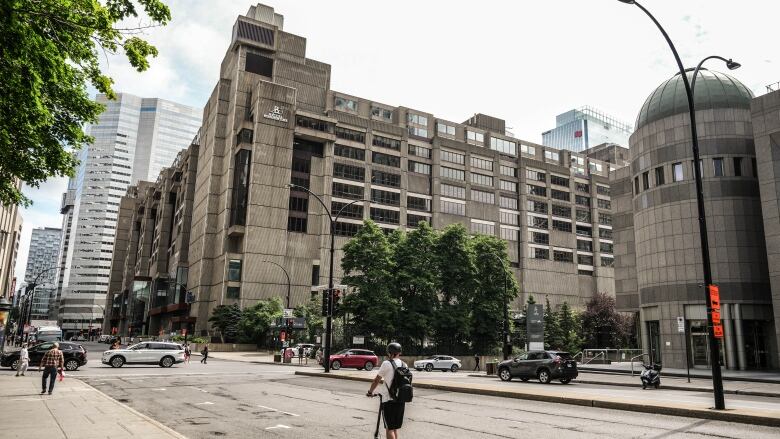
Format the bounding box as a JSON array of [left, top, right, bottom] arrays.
[[39, 342, 64, 395], [15, 343, 29, 376]]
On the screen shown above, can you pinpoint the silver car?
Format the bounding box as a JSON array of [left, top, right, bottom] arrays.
[[102, 342, 185, 368], [414, 355, 461, 372]]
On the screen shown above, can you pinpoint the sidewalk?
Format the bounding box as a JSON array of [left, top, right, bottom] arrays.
[[0, 373, 186, 439], [208, 350, 315, 366], [579, 362, 780, 382]]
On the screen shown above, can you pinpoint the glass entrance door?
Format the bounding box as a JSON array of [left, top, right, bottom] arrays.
[[688, 320, 724, 368], [646, 321, 661, 364], [744, 320, 769, 369]]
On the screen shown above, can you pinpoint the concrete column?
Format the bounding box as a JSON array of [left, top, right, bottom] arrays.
[[734, 303, 747, 370], [722, 304, 737, 370]]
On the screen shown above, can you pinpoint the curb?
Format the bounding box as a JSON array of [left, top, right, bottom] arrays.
[[578, 367, 780, 384], [81, 379, 189, 439], [294, 371, 780, 427]]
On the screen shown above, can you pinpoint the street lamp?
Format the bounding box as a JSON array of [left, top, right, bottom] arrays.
[[484, 252, 512, 360], [618, 0, 733, 410], [287, 183, 367, 373], [262, 260, 292, 309]]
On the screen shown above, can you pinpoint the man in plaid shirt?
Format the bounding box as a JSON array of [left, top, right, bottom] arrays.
[[39, 342, 64, 395]]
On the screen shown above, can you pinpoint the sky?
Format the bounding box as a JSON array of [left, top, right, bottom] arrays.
[[14, 0, 779, 281]]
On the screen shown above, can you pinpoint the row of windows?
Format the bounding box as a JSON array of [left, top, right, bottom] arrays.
[[634, 157, 757, 195], [530, 246, 613, 267]]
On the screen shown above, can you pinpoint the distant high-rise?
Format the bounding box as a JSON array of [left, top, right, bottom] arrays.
[[24, 227, 61, 320], [58, 93, 201, 337], [0, 183, 23, 300], [542, 106, 633, 152]]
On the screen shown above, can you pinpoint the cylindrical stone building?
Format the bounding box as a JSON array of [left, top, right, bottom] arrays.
[[615, 69, 777, 370]]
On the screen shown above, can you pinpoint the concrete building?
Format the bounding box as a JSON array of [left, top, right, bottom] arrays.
[[50, 180, 76, 321], [542, 106, 633, 152], [583, 143, 631, 169], [58, 93, 201, 338], [0, 187, 23, 299], [23, 227, 61, 320], [104, 4, 620, 337], [613, 69, 778, 370]]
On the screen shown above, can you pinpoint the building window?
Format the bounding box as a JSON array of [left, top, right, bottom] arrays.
[[500, 227, 518, 241], [598, 213, 612, 226], [500, 196, 518, 209], [372, 170, 400, 187], [672, 162, 683, 182], [437, 122, 456, 136], [332, 201, 364, 219], [597, 199, 611, 210], [601, 256, 615, 267], [334, 144, 365, 161], [575, 195, 590, 207], [532, 247, 549, 260], [471, 172, 493, 187], [634, 176, 640, 194], [230, 149, 251, 226], [296, 116, 328, 132], [372, 151, 400, 168], [441, 200, 466, 216], [371, 189, 400, 206], [471, 189, 495, 204], [408, 144, 431, 159], [373, 135, 401, 151], [470, 221, 495, 235], [527, 184, 547, 197], [734, 157, 743, 177], [287, 216, 307, 233], [334, 163, 365, 182], [407, 214, 429, 228], [408, 113, 428, 126], [500, 211, 519, 225], [576, 209, 591, 223], [334, 221, 361, 237], [408, 161, 431, 175], [550, 175, 569, 187], [578, 254, 594, 266], [713, 157, 724, 177], [441, 184, 466, 199], [752, 157, 757, 177], [600, 242, 614, 254], [289, 196, 309, 212], [642, 171, 650, 190], [521, 144, 536, 155], [335, 126, 365, 143], [490, 137, 517, 155], [655, 167, 665, 186], [599, 228, 613, 239], [544, 150, 560, 162], [526, 169, 546, 182], [500, 180, 518, 193], [527, 200, 548, 214], [532, 232, 549, 244], [576, 224, 592, 237], [551, 189, 570, 201], [466, 130, 485, 145], [589, 162, 603, 173], [228, 260, 242, 281], [576, 240, 593, 252], [553, 250, 573, 263], [332, 182, 364, 200], [441, 167, 465, 181], [441, 150, 465, 165], [575, 182, 589, 193], [407, 196, 431, 212], [528, 215, 548, 229], [552, 204, 571, 218], [553, 220, 572, 232], [470, 156, 494, 171], [370, 207, 400, 224], [334, 96, 358, 112], [596, 185, 610, 196], [226, 286, 241, 299], [500, 165, 517, 177], [371, 106, 393, 122]]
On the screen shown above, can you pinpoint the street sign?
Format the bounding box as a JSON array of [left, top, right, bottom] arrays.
[[353, 335, 365, 345], [713, 325, 724, 338], [283, 308, 294, 318], [527, 304, 544, 351], [677, 317, 685, 333], [708, 285, 724, 339]]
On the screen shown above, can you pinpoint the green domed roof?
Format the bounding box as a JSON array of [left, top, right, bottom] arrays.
[[635, 69, 754, 130]]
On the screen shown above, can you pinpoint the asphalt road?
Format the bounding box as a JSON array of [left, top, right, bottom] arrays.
[[5, 342, 780, 438]]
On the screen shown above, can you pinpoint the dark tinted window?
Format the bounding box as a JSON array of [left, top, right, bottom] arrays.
[[553, 352, 573, 359], [245, 52, 273, 77]]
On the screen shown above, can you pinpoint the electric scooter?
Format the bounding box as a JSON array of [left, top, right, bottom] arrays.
[[640, 363, 662, 389], [372, 394, 383, 439]]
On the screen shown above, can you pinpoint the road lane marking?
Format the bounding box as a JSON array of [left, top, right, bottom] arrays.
[[195, 401, 214, 405], [266, 425, 292, 430], [257, 404, 300, 417]]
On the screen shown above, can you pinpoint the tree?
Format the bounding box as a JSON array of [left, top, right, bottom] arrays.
[[341, 220, 399, 342], [581, 292, 633, 349], [208, 304, 241, 343], [0, 0, 171, 206], [294, 295, 323, 344], [544, 296, 562, 350], [239, 297, 283, 344], [558, 302, 584, 354]]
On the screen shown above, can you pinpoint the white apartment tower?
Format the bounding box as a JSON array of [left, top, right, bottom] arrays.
[[58, 93, 201, 336], [24, 227, 61, 320]]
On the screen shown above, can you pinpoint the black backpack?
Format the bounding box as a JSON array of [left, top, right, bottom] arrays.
[[386, 358, 414, 403]]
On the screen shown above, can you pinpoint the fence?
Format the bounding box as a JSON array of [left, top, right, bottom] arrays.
[[582, 348, 643, 364]]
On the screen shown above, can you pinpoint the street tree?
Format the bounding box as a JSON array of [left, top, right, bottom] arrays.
[[208, 304, 241, 343], [239, 297, 283, 345], [0, 0, 171, 206], [558, 301, 584, 354], [544, 296, 562, 350], [294, 295, 323, 344], [581, 292, 633, 348]]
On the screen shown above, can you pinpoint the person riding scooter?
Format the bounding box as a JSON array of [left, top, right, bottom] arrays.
[[640, 362, 662, 389]]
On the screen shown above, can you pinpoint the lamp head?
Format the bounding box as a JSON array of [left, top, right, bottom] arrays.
[[726, 59, 741, 70], [617, 0, 636, 3], [287, 183, 294, 188]]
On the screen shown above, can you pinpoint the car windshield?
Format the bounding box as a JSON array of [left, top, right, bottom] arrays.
[[553, 352, 573, 359], [425, 356, 437, 360], [335, 349, 349, 355]]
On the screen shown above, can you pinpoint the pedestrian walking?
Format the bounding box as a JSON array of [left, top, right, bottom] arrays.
[[184, 344, 191, 364], [367, 342, 411, 439], [39, 342, 64, 395], [200, 345, 209, 364], [15, 343, 29, 376], [298, 345, 304, 365], [473, 354, 480, 371]]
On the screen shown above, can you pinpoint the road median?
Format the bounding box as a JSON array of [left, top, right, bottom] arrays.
[[294, 370, 780, 427]]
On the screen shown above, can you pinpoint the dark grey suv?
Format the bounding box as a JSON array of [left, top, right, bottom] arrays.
[[497, 351, 578, 384]]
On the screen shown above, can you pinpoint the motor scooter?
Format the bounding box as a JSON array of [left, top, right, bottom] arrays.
[[640, 363, 662, 389]]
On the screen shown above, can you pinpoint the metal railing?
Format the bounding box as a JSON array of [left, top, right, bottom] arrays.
[[630, 353, 652, 376], [583, 351, 605, 365]]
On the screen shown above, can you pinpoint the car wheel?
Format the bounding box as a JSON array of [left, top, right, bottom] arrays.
[[65, 359, 80, 371], [364, 361, 374, 371], [425, 363, 433, 372], [160, 356, 174, 368], [450, 364, 459, 373], [520, 377, 529, 382], [538, 369, 551, 384], [11, 359, 19, 371], [654, 382, 660, 389], [498, 367, 512, 382], [331, 360, 341, 370], [560, 378, 571, 384], [110, 356, 125, 368]]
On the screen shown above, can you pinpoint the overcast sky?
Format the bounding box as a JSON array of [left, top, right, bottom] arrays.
[[14, 0, 779, 281]]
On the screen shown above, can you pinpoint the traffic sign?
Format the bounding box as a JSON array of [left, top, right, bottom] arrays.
[[676, 316, 685, 333], [283, 308, 294, 318]]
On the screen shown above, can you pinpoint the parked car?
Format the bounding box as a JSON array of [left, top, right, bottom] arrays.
[[414, 355, 461, 372], [98, 335, 112, 343], [497, 351, 578, 384], [69, 335, 87, 341], [1, 341, 88, 371], [329, 349, 379, 371], [101, 342, 185, 368]]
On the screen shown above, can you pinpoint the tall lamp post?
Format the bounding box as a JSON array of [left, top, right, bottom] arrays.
[[485, 252, 511, 360], [618, 0, 738, 410], [288, 183, 367, 373], [19, 266, 63, 340], [262, 260, 291, 355]]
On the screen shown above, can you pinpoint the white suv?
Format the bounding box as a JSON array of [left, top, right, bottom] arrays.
[[102, 342, 185, 368]]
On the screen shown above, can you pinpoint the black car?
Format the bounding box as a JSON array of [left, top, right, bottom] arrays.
[[497, 350, 577, 384], [1, 341, 88, 371]]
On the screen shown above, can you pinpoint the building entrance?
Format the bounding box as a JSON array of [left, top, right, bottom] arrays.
[[689, 320, 724, 368], [744, 320, 770, 369], [646, 321, 661, 364]]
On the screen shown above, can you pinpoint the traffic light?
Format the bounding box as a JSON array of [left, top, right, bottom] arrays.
[[286, 318, 294, 332], [321, 290, 331, 316], [332, 289, 342, 315]]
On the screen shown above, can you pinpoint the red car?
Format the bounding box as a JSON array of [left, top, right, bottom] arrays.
[[329, 349, 379, 371]]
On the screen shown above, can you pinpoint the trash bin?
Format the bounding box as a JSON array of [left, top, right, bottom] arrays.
[[485, 362, 497, 375], [283, 348, 293, 363], [273, 354, 282, 363]]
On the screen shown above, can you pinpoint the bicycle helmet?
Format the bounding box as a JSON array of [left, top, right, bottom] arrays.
[[387, 342, 402, 355]]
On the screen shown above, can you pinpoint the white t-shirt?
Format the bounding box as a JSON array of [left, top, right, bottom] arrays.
[[376, 358, 406, 400]]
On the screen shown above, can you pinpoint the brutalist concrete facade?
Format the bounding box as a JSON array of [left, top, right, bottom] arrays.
[[613, 70, 778, 370]]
